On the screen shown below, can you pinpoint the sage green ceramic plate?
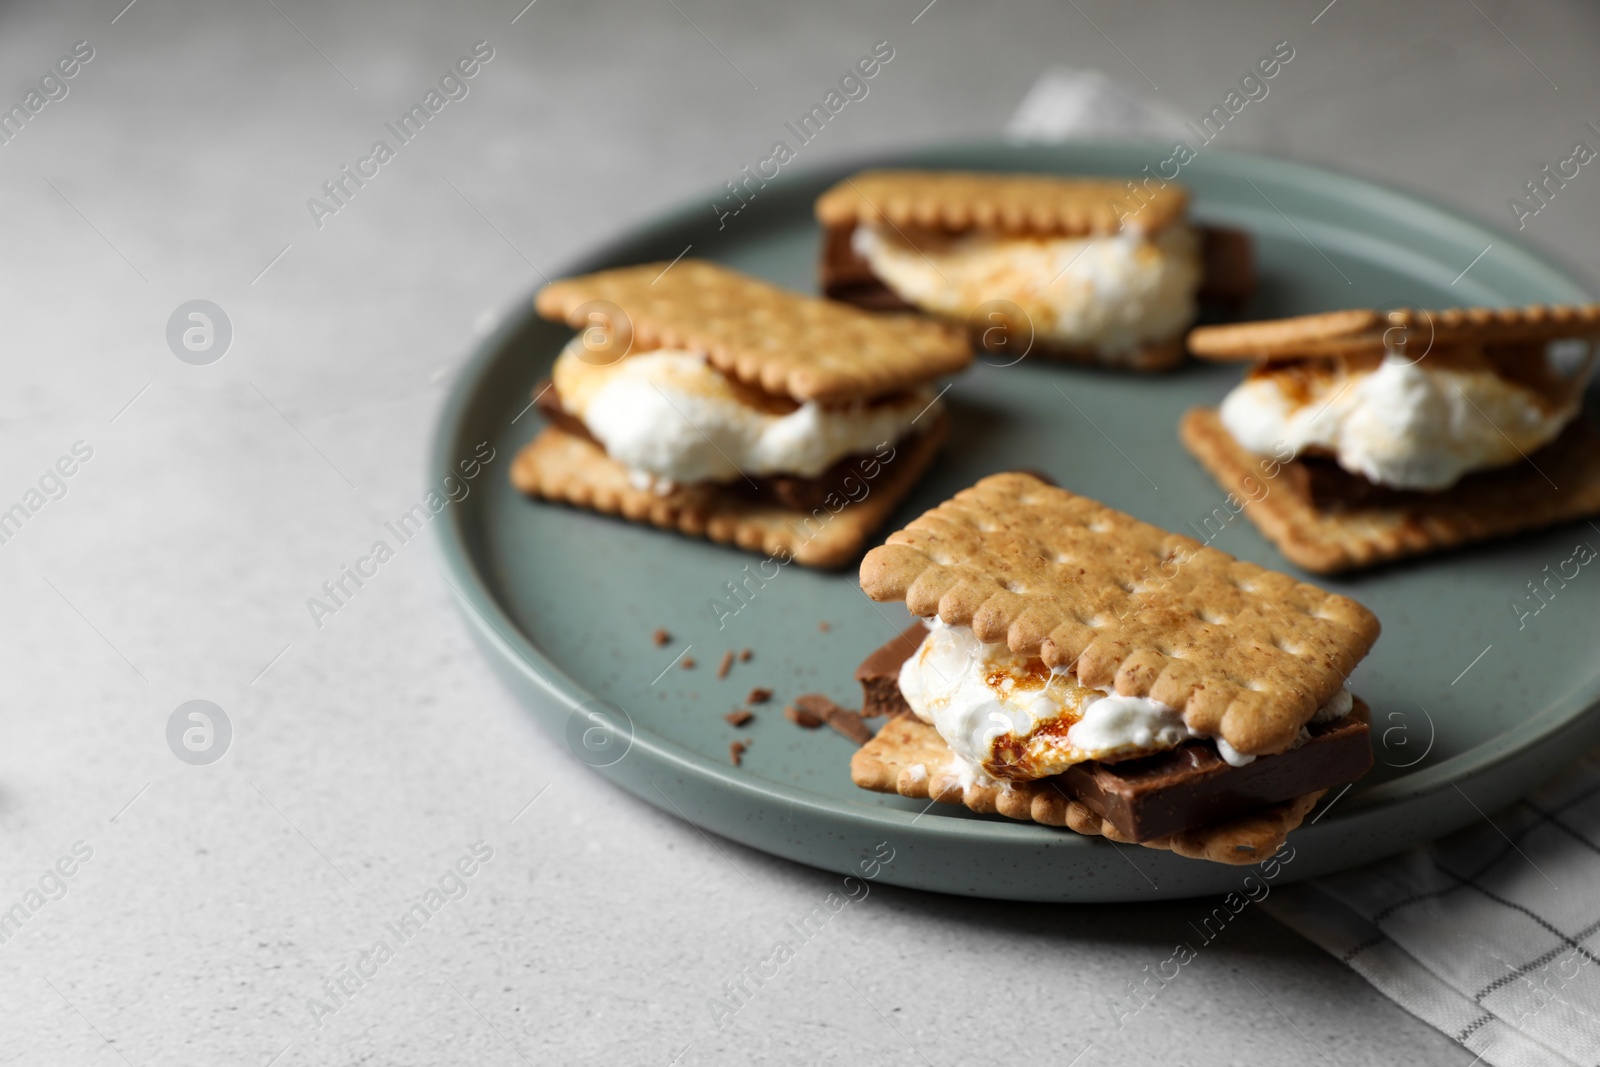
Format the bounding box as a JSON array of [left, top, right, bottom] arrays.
[[433, 142, 1600, 901]]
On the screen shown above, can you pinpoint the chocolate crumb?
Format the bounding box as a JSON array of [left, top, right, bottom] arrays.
[[739, 648, 753, 662], [784, 705, 824, 729], [825, 709, 873, 746], [793, 693, 844, 718], [792, 693, 873, 745], [717, 650, 734, 679], [818, 621, 831, 633], [724, 709, 753, 727], [746, 687, 773, 705], [729, 740, 748, 766], [681, 656, 696, 670], [653, 628, 670, 646]]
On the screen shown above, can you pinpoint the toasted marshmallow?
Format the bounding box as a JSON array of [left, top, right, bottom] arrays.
[[1220, 354, 1582, 491], [896, 619, 1351, 780], [852, 223, 1202, 356], [551, 338, 935, 492]]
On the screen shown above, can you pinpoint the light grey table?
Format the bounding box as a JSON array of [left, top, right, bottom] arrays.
[[2, 1, 1593, 1063]]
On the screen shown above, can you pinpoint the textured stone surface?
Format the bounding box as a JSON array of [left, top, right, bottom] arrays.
[[3, 0, 1589, 1062]]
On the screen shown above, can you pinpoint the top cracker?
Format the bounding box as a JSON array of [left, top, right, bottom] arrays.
[[859, 472, 1380, 757], [814, 169, 1190, 237], [1189, 304, 1600, 363], [535, 260, 970, 403]]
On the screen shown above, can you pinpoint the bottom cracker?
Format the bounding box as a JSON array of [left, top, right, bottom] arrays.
[[850, 715, 1324, 865], [1181, 406, 1600, 574], [511, 413, 946, 569]]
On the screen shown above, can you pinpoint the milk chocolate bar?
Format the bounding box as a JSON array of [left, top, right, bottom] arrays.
[[1059, 716, 1370, 841], [856, 622, 1372, 842], [853, 621, 927, 717]]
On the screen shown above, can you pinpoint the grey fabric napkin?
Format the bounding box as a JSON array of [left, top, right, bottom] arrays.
[[1263, 755, 1600, 1067]]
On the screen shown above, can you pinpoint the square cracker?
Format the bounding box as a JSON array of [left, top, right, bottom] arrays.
[[858, 473, 1379, 756], [534, 260, 969, 404], [814, 169, 1189, 236], [1188, 304, 1600, 363], [850, 714, 1323, 865], [1181, 407, 1600, 574], [510, 414, 947, 570]]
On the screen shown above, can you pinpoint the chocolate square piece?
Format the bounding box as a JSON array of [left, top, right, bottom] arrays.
[[1059, 716, 1371, 842]]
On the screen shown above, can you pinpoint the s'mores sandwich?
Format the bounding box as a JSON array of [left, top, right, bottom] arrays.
[[816, 170, 1254, 371], [510, 260, 971, 568], [1183, 304, 1600, 573], [849, 473, 1380, 864]]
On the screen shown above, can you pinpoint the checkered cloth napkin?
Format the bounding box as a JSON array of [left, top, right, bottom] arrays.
[[1263, 753, 1600, 1067], [1006, 68, 1600, 1065]]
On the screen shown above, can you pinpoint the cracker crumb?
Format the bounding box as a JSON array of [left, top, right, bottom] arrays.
[[681, 656, 696, 670], [739, 648, 753, 662], [725, 709, 753, 727], [746, 687, 773, 705], [729, 740, 748, 766], [818, 621, 831, 633], [784, 705, 824, 729], [653, 628, 670, 646], [716, 650, 734, 679]]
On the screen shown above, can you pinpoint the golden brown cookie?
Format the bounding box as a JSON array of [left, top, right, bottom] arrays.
[[858, 473, 1380, 756], [814, 169, 1189, 236], [850, 714, 1324, 865], [534, 260, 970, 403], [1180, 406, 1600, 574], [1189, 304, 1600, 363], [511, 414, 947, 570]]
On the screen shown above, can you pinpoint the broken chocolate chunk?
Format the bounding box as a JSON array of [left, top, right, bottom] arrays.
[[791, 693, 874, 745], [1060, 717, 1372, 841], [824, 709, 873, 746], [854, 622, 930, 718], [784, 705, 824, 729]]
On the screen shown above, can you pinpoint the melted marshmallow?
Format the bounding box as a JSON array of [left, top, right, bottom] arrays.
[[552, 339, 934, 492], [853, 223, 1201, 356], [897, 619, 1351, 779]]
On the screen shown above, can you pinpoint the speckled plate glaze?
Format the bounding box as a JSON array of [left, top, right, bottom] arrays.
[[432, 142, 1600, 901]]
